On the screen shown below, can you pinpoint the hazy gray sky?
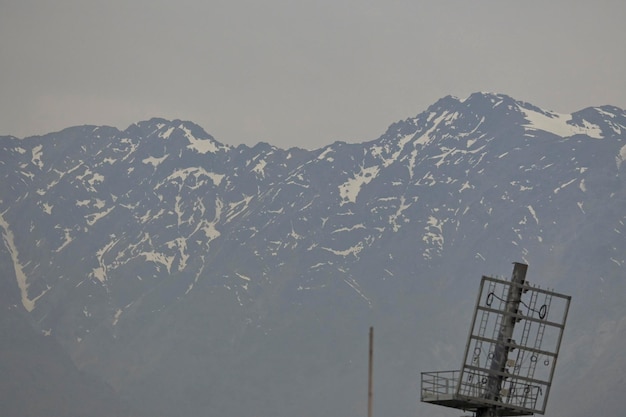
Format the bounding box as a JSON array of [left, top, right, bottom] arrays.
[[2, 1, 624, 149]]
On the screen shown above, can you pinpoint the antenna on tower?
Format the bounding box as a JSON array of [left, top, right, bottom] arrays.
[[421, 262, 571, 416]]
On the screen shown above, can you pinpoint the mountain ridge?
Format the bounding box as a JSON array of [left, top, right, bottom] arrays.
[[1, 92, 625, 417]]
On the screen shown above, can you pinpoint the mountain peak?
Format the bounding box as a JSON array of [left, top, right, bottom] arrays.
[[126, 118, 231, 154], [461, 91, 523, 109]]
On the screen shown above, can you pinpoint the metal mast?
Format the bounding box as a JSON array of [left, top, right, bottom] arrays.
[[368, 326, 373, 417], [420, 262, 571, 417], [478, 263, 527, 416]]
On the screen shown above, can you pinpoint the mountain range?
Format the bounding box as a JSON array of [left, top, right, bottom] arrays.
[[1, 92, 625, 416]]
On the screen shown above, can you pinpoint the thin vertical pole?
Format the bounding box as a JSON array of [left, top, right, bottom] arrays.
[[368, 326, 373, 417]]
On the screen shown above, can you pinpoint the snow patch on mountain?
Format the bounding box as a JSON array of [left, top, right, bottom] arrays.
[[86, 206, 114, 226], [0, 213, 41, 311], [180, 125, 224, 154], [42, 202, 53, 214], [332, 224, 365, 234], [388, 195, 411, 232], [415, 112, 449, 146], [226, 195, 253, 222], [527, 205, 539, 224], [423, 215, 445, 258], [554, 178, 577, 194], [165, 167, 225, 188], [140, 251, 175, 273], [31, 144, 44, 169], [236, 272, 251, 281], [168, 237, 189, 271], [143, 155, 168, 167], [371, 133, 414, 167], [339, 165, 380, 205], [252, 158, 267, 177], [159, 127, 175, 139], [343, 277, 372, 306], [317, 146, 334, 161], [91, 237, 120, 282], [112, 308, 123, 326], [617, 144, 626, 169], [56, 228, 75, 252], [322, 241, 365, 258], [519, 106, 603, 139]]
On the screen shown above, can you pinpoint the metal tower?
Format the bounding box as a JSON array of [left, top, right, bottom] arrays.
[[421, 262, 570, 416]]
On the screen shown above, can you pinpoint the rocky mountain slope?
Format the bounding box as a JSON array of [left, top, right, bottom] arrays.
[[1, 92, 625, 416]]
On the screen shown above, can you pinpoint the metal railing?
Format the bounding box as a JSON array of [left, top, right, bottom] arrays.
[[421, 370, 459, 401]]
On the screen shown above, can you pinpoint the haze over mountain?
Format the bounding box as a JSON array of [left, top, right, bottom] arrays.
[[1, 92, 625, 416]]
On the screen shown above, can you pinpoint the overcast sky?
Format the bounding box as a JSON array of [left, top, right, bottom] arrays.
[[1, 1, 624, 149]]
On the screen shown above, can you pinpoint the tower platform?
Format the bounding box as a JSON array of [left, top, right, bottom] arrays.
[[421, 370, 533, 416]]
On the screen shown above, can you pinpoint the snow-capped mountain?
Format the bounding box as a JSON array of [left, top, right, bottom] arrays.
[[1, 92, 625, 417]]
